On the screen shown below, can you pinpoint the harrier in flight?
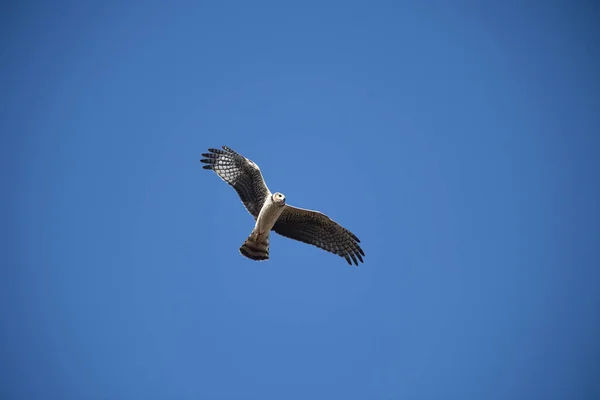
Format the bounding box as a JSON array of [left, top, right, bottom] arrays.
[[200, 146, 365, 266]]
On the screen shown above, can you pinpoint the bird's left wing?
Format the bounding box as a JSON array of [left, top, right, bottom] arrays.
[[272, 204, 365, 266], [200, 146, 271, 219]]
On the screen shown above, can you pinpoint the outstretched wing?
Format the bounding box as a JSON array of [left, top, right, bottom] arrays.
[[200, 146, 271, 218], [272, 205, 365, 266]]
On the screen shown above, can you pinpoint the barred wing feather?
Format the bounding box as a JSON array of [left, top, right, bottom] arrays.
[[200, 146, 270, 219], [272, 205, 365, 266]]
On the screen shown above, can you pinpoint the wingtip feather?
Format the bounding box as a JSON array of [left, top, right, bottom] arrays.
[[356, 252, 363, 263]]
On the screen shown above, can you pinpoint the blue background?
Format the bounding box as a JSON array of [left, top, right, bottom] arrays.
[[3, 1, 599, 399]]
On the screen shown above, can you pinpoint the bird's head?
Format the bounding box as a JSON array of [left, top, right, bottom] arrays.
[[272, 192, 286, 206]]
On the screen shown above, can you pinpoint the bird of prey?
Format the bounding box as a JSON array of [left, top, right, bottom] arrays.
[[200, 146, 365, 266]]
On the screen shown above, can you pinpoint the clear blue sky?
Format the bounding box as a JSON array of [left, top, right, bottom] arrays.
[[3, 2, 600, 399]]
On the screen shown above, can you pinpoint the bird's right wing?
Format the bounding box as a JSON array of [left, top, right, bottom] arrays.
[[200, 146, 271, 219], [272, 204, 365, 266]]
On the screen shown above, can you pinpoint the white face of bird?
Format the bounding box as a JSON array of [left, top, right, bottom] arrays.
[[272, 192, 286, 205]]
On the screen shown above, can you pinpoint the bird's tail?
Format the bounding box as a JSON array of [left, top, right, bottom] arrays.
[[239, 231, 270, 261]]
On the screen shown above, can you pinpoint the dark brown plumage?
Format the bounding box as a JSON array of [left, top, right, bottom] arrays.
[[273, 205, 364, 266]]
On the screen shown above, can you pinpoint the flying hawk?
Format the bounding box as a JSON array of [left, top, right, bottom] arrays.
[[200, 146, 365, 266]]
